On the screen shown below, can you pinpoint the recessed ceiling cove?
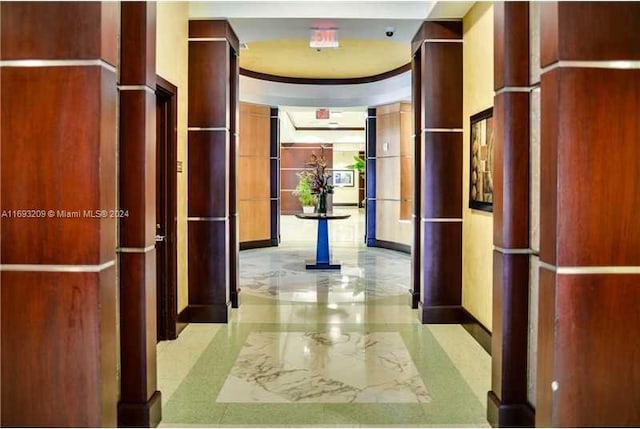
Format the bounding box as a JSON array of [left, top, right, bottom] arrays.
[[240, 38, 410, 79]]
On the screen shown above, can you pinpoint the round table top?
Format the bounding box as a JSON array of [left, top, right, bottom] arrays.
[[295, 213, 351, 220]]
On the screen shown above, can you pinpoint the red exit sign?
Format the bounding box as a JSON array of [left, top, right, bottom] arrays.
[[316, 109, 330, 119], [310, 28, 339, 48]]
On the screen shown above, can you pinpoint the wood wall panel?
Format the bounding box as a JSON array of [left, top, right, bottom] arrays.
[[239, 201, 271, 242], [1, 269, 117, 427], [551, 68, 640, 266], [541, 2, 640, 67], [238, 157, 270, 200], [280, 144, 333, 215], [400, 155, 412, 220], [188, 20, 239, 52], [187, 221, 229, 310], [493, 2, 530, 89], [239, 102, 271, 246], [1, 67, 115, 265], [493, 92, 530, 249], [553, 274, 640, 426], [0, 2, 118, 65], [187, 42, 228, 128], [422, 132, 462, 218], [187, 131, 229, 217], [421, 222, 462, 306], [423, 43, 463, 129], [411, 20, 462, 54]]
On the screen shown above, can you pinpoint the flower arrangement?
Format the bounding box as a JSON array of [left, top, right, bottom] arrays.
[[292, 171, 317, 208], [306, 148, 334, 214]]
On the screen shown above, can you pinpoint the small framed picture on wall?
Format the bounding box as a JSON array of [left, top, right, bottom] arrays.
[[332, 170, 354, 187], [469, 107, 494, 212]]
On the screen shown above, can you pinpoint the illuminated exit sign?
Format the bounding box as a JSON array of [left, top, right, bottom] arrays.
[[310, 28, 339, 48]]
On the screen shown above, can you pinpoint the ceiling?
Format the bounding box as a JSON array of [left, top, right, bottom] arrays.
[[189, 1, 474, 120]]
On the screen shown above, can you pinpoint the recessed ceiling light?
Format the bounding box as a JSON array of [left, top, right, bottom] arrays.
[[328, 122, 339, 128]]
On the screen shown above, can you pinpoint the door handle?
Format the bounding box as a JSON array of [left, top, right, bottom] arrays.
[[155, 235, 166, 242]]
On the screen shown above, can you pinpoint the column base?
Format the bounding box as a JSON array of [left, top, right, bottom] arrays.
[[117, 390, 162, 428], [305, 260, 341, 270], [418, 302, 467, 323], [409, 290, 420, 309], [180, 303, 230, 323], [487, 391, 535, 428]]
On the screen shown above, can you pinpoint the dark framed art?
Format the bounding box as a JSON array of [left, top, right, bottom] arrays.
[[469, 107, 494, 212], [332, 170, 355, 187]]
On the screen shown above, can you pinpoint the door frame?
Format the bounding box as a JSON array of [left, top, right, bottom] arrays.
[[156, 75, 179, 341]]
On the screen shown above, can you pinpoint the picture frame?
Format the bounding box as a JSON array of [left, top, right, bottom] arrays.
[[469, 107, 494, 212], [332, 170, 355, 187]]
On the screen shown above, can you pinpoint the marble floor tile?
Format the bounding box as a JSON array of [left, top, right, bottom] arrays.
[[158, 211, 490, 426], [217, 331, 430, 403]]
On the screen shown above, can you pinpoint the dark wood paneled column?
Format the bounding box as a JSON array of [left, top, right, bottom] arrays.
[[186, 20, 239, 322], [410, 47, 422, 309], [537, 3, 640, 426], [487, 3, 534, 428], [0, 3, 118, 426], [412, 21, 464, 323], [365, 107, 377, 246], [270, 107, 280, 246], [117, 2, 161, 427]]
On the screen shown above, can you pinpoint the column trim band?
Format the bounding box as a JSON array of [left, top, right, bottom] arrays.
[[117, 245, 156, 254], [118, 85, 156, 94], [0, 260, 116, 272], [188, 37, 227, 42], [422, 218, 463, 222], [187, 127, 229, 131], [424, 128, 464, 133], [495, 86, 536, 95], [0, 59, 116, 72], [494, 246, 532, 255], [541, 60, 640, 75], [187, 217, 227, 221], [539, 261, 640, 275]]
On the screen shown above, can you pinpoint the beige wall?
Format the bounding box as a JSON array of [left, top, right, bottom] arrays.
[[462, 2, 494, 329], [375, 102, 412, 246], [239, 102, 271, 242], [156, 2, 189, 312]]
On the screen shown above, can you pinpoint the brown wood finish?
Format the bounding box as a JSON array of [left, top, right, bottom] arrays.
[[549, 68, 640, 266], [117, 3, 160, 426], [188, 41, 229, 128], [155, 75, 179, 342], [535, 268, 556, 427], [493, 2, 530, 90], [1, 67, 116, 265], [280, 144, 333, 214], [187, 131, 229, 217], [411, 20, 463, 55], [493, 92, 530, 249], [0, 2, 118, 66], [551, 274, 640, 426], [541, 2, 640, 67], [240, 63, 411, 85], [187, 221, 230, 322], [189, 19, 239, 53], [0, 3, 119, 426], [423, 43, 463, 129], [421, 132, 462, 218], [411, 51, 422, 309], [120, 2, 156, 86], [1, 269, 117, 427], [420, 222, 462, 307]]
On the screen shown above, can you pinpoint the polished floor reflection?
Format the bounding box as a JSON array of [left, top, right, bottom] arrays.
[[158, 210, 490, 426]]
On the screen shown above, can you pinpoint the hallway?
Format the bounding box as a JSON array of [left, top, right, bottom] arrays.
[[157, 211, 490, 426]]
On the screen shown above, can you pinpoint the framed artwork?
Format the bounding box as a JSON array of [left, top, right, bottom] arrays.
[[332, 170, 354, 187], [469, 107, 494, 212]]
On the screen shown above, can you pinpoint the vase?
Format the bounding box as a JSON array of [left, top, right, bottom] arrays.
[[317, 192, 327, 215]]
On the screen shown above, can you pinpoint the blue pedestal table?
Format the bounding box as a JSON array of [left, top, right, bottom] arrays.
[[294, 213, 351, 270]]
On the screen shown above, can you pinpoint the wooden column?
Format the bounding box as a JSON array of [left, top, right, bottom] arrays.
[[537, 2, 640, 426], [412, 21, 464, 323], [410, 52, 422, 308], [270, 107, 280, 246], [186, 20, 239, 321], [0, 3, 118, 426], [365, 108, 377, 247], [117, 2, 161, 426], [488, 3, 534, 427]]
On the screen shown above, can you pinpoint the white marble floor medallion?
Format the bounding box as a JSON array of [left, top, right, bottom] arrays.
[[216, 331, 431, 403]]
